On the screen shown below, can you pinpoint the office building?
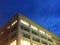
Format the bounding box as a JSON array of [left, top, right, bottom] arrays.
[[0, 13, 60, 45]]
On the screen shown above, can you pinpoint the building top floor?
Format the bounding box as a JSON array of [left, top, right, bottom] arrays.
[[0, 13, 60, 42]]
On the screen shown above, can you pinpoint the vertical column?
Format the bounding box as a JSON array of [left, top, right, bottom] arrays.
[[53, 39, 56, 45], [29, 24, 32, 45], [45, 32, 49, 45], [17, 15, 21, 45], [38, 29, 41, 45]]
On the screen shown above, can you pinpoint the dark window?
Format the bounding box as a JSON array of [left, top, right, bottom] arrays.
[[32, 30, 39, 36], [41, 35, 46, 39], [5, 31, 9, 34], [49, 43, 52, 45], [42, 41, 47, 45], [32, 37, 40, 42], [4, 38, 9, 42], [11, 26, 17, 32], [22, 32, 30, 39], [21, 26, 30, 32], [48, 38, 52, 42], [11, 33, 16, 40]]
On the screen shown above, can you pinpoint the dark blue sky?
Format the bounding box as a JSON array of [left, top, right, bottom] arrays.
[[0, 0, 60, 37]]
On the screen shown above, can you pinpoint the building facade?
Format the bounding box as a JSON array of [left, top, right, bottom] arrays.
[[0, 13, 60, 45]]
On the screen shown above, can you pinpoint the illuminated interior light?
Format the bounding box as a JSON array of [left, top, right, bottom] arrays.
[[7, 26, 10, 29], [1, 32, 4, 34], [39, 30, 45, 34], [11, 20, 17, 26], [10, 40, 16, 45], [20, 19, 29, 26], [21, 39, 30, 45], [31, 25, 38, 30], [46, 34, 51, 38]]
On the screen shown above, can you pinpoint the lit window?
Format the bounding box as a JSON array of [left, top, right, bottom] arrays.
[[31, 25, 38, 30], [33, 43, 39, 45], [11, 20, 17, 26], [39, 30, 45, 34], [1, 32, 4, 34], [21, 39, 30, 45], [7, 26, 10, 29], [10, 40, 16, 45], [46, 34, 51, 38], [20, 19, 29, 26]]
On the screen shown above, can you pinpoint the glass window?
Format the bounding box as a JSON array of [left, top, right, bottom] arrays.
[[41, 35, 46, 39], [21, 26, 30, 32], [49, 43, 53, 45], [20, 19, 29, 26], [33, 43, 39, 45], [21, 39, 30, 45], [32, 37, 40, 42], [39, 30, 45, 34], [11, 33, 16, 40], [32, 30, 39, 36], [11, 20, 17, 26], [31, 25, 38, 30], [7, 26, 10, 29], [4, 38, 9, 42], [42, 40, 47, 45], [22, 32, 30, 39], [5, 31, 9, 34], [10, 40, 16, 45], [11, 26, 17, 32], [46, 34, 51, 38], [48, 38, 52, 42]]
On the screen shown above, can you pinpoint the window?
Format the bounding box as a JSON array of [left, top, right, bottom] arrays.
[[32, 30, 39, 36], [4, 38, 9, 42], [11, 26, 17, 32], [49, 43, 53, 45], [22, 32, 30, 39], [20, 19, 29, 26], [48, 38, 52, 42], [31, 25, 38, 30], [32, 37, 40, 42], [39, 30, 45, 34], [46, 34, 51, 38], [21, 39, 30, 45], [7, 26, 10, 29], [42, 40, 47, 45], [41, 35, 46, 39], [5, 31, 9, 34], [1, 32, 4, 35], [11, 20, 17, 26], [10, 40, 16, 45], [21, 26, 30, 32], [11, 33, 16, 40], [33, 43, 39, 45]]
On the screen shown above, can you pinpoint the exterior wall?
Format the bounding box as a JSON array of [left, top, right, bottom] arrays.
[[0, 13, 60, 45], [18, 14, 60, 45], [0, 14, 18, 45]]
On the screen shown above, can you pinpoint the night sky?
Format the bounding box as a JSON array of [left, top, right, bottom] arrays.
[[0, 0, 60, 37]]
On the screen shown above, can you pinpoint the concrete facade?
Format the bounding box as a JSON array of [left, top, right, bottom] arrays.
[[0, 13, 60, 45]]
